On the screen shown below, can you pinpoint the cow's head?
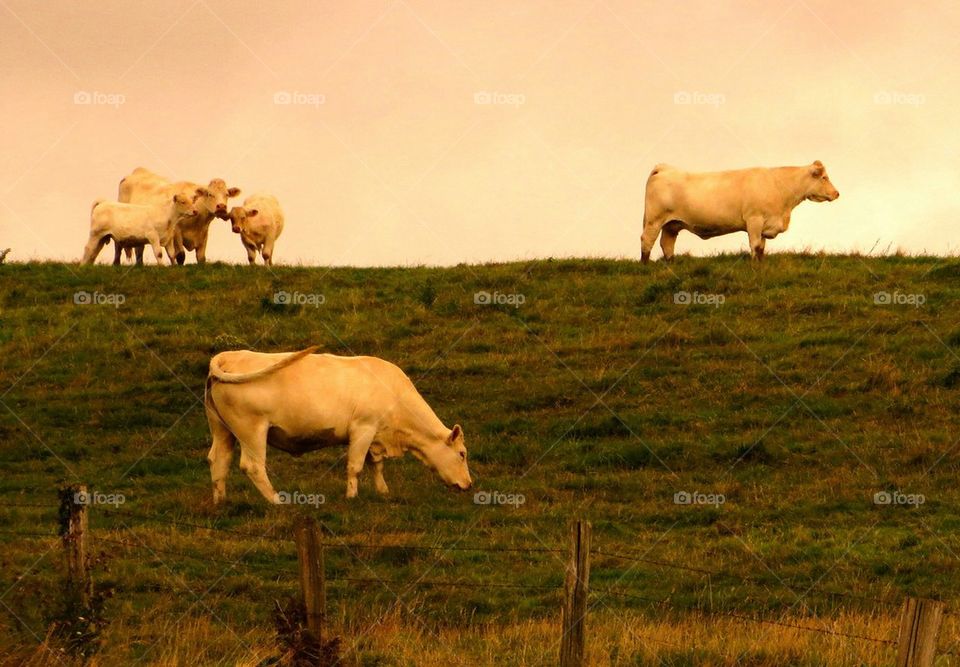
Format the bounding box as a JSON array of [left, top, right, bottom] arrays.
[[805, 160, 840, 202], [194, 178, 241, 219], [227, 206, 258, 235], [172, 193, 198, 219], [415, 424, 472, 491]]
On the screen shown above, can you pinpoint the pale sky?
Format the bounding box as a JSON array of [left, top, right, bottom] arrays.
[[1, 0, 958, 265]]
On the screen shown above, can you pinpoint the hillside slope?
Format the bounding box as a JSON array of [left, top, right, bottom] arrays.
[[2, 254, 959, 664]]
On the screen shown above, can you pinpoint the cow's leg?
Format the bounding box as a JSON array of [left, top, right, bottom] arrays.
[[245, 244, 257, 265], [659, 221, 683, 261], [746, 217, 765, 261], [205, 404, 236, 504], [195, 234, 209, 265], [262, 237, 277, 266], [234, 421, 280, 503], [81, 235, 108, 265], [641, 216, 667, 264], [112, 243, 123, 266], [135, 245, 145, 265], [173, 232, 186, 265], [146, 234, 164, 265], [367, 453, 389, 495], [345, 425, 376, 498]]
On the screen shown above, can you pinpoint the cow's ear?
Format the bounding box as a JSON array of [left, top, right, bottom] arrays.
[[447, 424, 462, 444], [195, 187, 208, 197], [227, 187, 241, 197], [810, 163, 824, 178], [247, 209, 259, 217]]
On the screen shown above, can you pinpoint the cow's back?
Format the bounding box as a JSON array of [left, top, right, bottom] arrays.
[[210, 352, 410, 421], [119, 168, 173, 205], [245, 194, 284, 238]]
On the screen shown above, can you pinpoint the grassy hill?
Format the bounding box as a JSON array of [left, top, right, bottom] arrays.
[[2, 254, 960, 665]]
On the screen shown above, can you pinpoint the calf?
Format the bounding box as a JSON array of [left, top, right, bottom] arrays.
[[641, 160, 840, 262], [227, 194, 284, 265], [204, 347, 472, 503], [81, 194, 196, 265], [118, 167, 240, 264]]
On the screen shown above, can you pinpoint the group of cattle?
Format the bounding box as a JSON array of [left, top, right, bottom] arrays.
[[81, 167, 285, 266], [67, 158, 850, 501], [200, 159, 842, 504]]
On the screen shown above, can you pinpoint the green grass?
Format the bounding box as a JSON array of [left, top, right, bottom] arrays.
[[2, 253, 960, 664]]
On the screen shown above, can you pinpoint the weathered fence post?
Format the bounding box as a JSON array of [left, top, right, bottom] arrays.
[[897, 597, 944, 667], [59, 484, 91, 607], [560, 520, 591, 667], [295, 517, 325, 643]]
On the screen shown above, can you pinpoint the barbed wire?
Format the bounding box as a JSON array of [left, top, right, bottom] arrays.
[[592, 585, 897, 645], [0, 528, 59, 539], [327, 576, 561, 592], [592, 548, 899, 607], [324, 540, 564, 555], [93, 534, 294, 575], [700, 607, 898, 645], [94, 506, 292, 542], [94, 505, 568, 556]]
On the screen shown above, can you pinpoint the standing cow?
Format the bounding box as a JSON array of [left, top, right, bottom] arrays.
[[117, 167, 240, 264], [81, 194, 196, 265], [227, 194, 284, 265], [204, 347, 473, 503], [641, 160, 840, 263]]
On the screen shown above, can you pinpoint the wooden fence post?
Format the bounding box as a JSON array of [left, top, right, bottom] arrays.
[[295, 517, 325, 643], [560, 520, 591, 667], [897, 597, 944, 667], [59, 485, 91, 607]]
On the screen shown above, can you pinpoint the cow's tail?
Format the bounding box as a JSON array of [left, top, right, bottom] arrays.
[[91, 199, 107, 216], [208, 346, 319, 385]]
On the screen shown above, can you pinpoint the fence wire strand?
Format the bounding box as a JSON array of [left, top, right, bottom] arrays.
[[592, 548, 899, 607]]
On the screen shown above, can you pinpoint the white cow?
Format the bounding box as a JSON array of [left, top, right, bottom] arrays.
[[81, 194, 197, 265], [227, 194, 284, 265], [118, 167, 240, 264], [641, 160, 840, 262], [204, 347, 473, 503]]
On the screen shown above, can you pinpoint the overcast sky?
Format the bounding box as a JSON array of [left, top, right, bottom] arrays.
[[1, 0, 957, 265]]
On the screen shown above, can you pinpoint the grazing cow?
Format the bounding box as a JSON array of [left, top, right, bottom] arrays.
[[227, 194, 285, 265], [641, 160, 840, 262], [81, 195, 197, 265], [118, 167, 240, 264], [204, 347, 473, 503]]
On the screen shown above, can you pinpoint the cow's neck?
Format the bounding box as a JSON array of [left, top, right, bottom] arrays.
[[777, 167, 812, 213], [393, 405, 450, 454]]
